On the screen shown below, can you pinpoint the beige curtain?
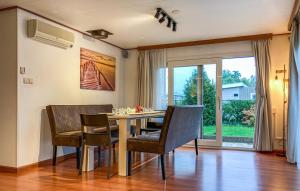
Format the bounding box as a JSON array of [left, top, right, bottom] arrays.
[[137, 49, 167, 109], [287, 15, 300, 168], [252, 40, 273, 151]]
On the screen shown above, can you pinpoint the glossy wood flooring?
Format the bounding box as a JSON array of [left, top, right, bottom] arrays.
[[0, 148, 299, 191]]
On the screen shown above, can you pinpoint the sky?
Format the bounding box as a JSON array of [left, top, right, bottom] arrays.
[[173, 57, 256, 95]]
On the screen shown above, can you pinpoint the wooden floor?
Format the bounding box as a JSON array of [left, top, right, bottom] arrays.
[[0, 148, 299, 191]]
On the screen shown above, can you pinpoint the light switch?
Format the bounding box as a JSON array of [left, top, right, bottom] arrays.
[[20, 67, 26, 74]]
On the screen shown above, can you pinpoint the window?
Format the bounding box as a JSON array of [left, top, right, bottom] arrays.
[[251, 93, 256, 100], [234, 93, 239, 97]]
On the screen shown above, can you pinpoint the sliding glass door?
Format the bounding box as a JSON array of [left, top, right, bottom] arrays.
[[168, 57, 256, 148], [168, 59, 222, 147]]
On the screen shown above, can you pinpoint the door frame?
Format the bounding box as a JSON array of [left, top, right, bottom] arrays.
[[168, 58, 223, 147]]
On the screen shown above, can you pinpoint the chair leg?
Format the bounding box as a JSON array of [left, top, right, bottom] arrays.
[[160, 154, 166, 180], [107, 145, 112, 179], [195, 139, 198, 156], [52, 146, 57, 166], [76, 147, 80, 169], [127, 151, 132, 176], [98, 146, 101, 167], [79, 144, 85, 175]]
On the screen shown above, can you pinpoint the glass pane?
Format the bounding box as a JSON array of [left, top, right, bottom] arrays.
[[173, 64, 217, 141], [221, 57, 256, 148], [201, 65, 216, 141], [173, 66, 198, 105]]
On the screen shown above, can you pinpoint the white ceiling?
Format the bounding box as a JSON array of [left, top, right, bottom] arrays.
[[0, 0, 295, 49]]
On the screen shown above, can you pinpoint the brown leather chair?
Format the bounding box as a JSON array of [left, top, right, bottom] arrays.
[[46, 105, 117, 169], [127, 105, 203, 180], [79, 114, 118, 178]]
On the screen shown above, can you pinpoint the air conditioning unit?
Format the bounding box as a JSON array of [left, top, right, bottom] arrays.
[[27, 19, 75, 49]]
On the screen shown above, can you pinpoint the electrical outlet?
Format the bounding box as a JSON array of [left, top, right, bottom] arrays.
[[23, 78, 34, 84]]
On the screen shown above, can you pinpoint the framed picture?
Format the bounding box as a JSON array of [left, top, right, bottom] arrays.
[[80, 48, 116, 91]]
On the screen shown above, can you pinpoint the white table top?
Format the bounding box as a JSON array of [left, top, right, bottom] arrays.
[[100, 111, 165, 120]]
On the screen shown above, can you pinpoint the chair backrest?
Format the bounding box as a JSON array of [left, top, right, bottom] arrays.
[[159, 105, 203, 153], [46, 105, 113, 136], [80, 114, 110, 134]]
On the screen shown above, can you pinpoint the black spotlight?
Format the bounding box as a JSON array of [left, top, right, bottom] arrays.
[[154, 8, 161, 19], [159, 13, 166, 23], [172, 22, 177, 32], [154, 8, 177, 32], [167, 17, 172, 28]]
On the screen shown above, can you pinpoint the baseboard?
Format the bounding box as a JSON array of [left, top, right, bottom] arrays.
[[0, 152, 76, 173], [37, 153, 76, 167], [0, 165, 17, 173]]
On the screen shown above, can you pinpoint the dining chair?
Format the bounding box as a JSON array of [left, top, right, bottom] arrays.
[[79, 114, 119, 178], [140, 119, 163, 134], [127, 105, 203, 180]]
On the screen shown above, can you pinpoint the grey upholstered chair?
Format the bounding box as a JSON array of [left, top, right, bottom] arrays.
[[79, 114, 119, 178], [127, 105, 203, 180]]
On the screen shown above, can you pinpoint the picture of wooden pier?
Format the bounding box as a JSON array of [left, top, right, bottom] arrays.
[[80, 48, 116, 91]]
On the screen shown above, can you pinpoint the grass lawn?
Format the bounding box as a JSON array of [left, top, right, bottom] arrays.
[[204, 125, 254, 138]]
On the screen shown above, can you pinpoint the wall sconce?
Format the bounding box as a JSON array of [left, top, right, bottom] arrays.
[[275, 65, 289, 157]]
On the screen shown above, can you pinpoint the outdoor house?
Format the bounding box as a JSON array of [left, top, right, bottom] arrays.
[[222, 82, 256, 101]]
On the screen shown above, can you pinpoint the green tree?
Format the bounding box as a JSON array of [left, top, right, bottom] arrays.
[[181, 70, 216, 126], [222, 70, 241, 84], [222, 70, 255, 87]]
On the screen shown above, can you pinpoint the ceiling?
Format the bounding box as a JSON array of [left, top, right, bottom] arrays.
[[0, 0, 295, 49]]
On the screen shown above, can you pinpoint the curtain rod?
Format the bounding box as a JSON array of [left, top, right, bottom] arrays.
[[136, 33, 273, 51]]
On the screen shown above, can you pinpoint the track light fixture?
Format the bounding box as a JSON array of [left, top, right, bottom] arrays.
[[159, 13, 166, 23], [155, 8, 162, 19], [154, 8, 177, 32], [172, 22, 177, 32], [167, 17, 172, 28]]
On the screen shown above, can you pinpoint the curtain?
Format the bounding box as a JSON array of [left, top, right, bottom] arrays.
[[252, 40, 273, 151], [287, 14, 300, 169], [137, 49, 167, 109]]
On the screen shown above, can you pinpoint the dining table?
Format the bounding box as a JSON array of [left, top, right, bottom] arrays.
[[82, 110, 165, 176]]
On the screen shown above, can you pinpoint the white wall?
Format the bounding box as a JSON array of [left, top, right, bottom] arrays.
[[0, 9, 18, 168], [124, 50, 138, 107], [269, 35, 290, 149], [17, 9, 125, 167], [124, 37, 291, 150]]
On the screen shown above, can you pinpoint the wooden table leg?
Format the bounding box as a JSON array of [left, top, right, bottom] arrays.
[[118, 119, 131, 176], [82, 145, 94, 172], [136, 118, 145, 135]]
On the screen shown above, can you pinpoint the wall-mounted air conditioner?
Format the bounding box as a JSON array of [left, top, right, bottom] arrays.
[[27, 19, 75, 49]]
